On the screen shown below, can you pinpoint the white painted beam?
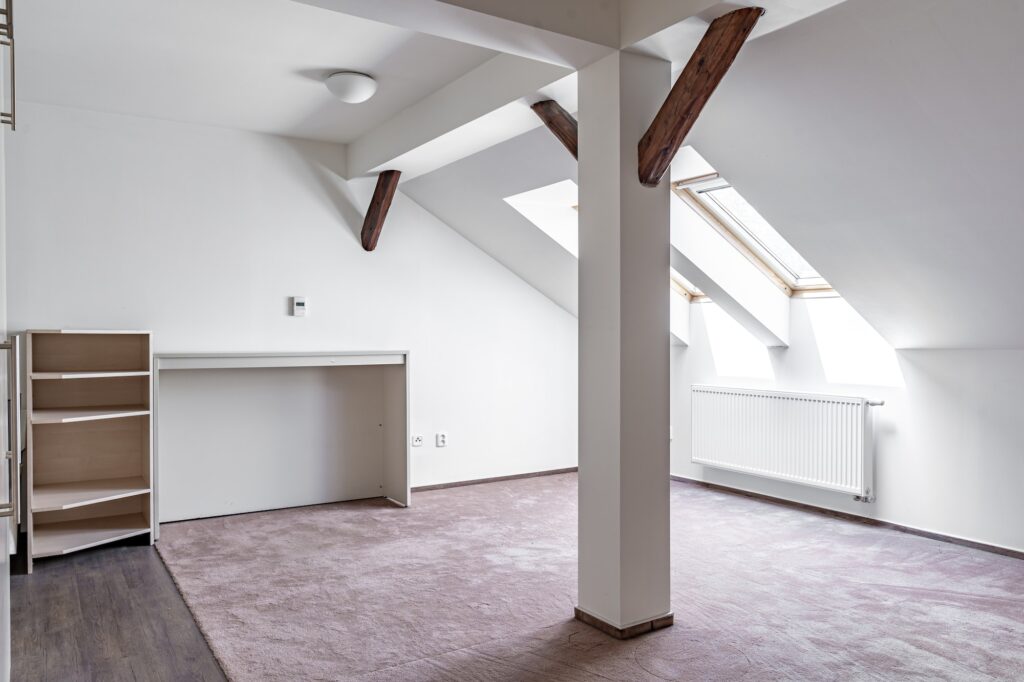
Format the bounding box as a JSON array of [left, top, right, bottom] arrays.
[[626, 0, 847, 63], [311, 0, 845, 185], [301, 0, 838, 68], [670, 287, 690, 346], [355, 70, 577, 182], [438, 0, 621, 49], [619, 0, 718, 49], [668, 154, 791, 348], [346, 55, 572, 180], [295, 0, 614, 68], [670, 192, 789, 347], [670, 244, 787, 348]]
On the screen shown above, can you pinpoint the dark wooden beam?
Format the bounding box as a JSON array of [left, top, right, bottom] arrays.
[[531, 99, 578, 160], [360, 170, 401, 251], [637, 7, 762, 187]]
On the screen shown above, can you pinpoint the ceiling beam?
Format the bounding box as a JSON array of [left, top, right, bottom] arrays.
[[530, 100, 578, 160], [361, 170, 401, 251], [296, 0, 614, 69], [303, 0, 834, 186], [637, 7, 762, 188], [619, 0, 718, 49], [671, 244, 787, 347], [625, 1, 846, 63], [670, 191, 789, 347], [438, 0, 620, 51], [347, 54, 572, 180]]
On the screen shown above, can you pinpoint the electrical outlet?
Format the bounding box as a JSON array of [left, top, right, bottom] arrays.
[[435, 432, 448, 448], [412, 435, 424, 447]]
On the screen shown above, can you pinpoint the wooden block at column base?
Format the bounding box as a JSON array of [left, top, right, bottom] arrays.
[[361, 170, 402, 251], [574, 607, 674, 639]]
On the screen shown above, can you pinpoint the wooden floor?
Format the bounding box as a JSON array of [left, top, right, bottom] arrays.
[[11, 543, 225, 681]]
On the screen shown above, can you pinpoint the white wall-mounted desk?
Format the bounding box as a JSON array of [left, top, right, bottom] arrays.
[[153, 352, 410, 532]]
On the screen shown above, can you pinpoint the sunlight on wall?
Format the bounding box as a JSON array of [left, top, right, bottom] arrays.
[[806, 298, 904, 387], [702, 303, 775, 380]]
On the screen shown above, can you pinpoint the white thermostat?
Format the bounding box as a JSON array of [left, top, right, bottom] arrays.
[[291, 296, 308, 317]]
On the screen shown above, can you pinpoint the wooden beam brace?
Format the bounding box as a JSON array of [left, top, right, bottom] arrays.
[[637, 7, 763, 187], [531, 99, 578, 160], [360, 170, 401, 252]]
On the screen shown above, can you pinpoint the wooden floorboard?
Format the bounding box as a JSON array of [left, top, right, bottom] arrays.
[[11, 544, 226, 682]]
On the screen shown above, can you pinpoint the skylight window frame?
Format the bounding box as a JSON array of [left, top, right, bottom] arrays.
[[672, 179, 833, 296], [670, 268, 708, 303], [699, 182, 826, 288]]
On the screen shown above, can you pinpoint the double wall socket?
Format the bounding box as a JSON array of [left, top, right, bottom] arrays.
[[411, 433, 448, 447]]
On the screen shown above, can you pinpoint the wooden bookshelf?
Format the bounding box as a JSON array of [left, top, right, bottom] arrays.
[[26, 331, 154, 572]]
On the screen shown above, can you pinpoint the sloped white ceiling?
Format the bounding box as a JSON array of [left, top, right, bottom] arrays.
[[688, 0, 1024, 349], [17, 0, 495, 143], [403, 126, 579, 314]]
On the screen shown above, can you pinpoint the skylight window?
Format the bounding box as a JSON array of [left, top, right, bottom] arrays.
[[700, 185, 824, 287], [503, 179, 579, 257], [507, 180, 705, 312], [673, 147, 831, 293]]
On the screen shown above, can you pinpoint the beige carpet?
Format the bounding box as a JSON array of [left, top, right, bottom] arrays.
[[157, 474, 1024, 681]]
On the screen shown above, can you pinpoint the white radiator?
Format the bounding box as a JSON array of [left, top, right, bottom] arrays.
[[691, 385, 881, 499]]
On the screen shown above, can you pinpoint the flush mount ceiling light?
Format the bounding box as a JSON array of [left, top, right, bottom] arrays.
[[325, 71, 378, 104]]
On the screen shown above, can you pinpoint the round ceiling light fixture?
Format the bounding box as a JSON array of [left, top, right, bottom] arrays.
[[325, 71, 378, 104]]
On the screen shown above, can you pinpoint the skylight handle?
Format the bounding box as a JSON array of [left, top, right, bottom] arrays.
[[0, 0, 15, 131]]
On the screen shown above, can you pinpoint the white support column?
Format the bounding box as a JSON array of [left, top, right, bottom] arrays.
[[576, 51, 673, 638]]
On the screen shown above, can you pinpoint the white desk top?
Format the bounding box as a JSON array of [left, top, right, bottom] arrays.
[[155, 351, 407, 371]]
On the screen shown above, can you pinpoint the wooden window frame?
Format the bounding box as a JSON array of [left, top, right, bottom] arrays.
[[671, 182, 835, 298]]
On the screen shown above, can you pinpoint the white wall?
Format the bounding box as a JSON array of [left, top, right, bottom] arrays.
[[14, 103, 1021, 556], [5, 102, 578, 492], [672, 297, 1024, 553], [689, 0, 1024, 349]]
